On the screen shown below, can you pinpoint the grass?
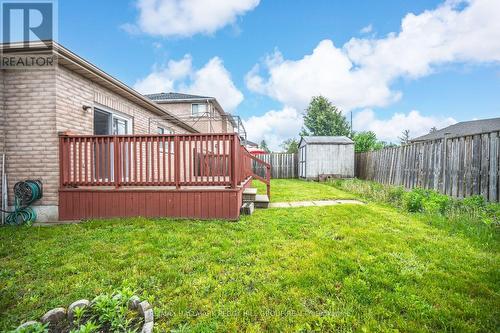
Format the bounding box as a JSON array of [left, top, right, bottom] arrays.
[[0, 181, 499, 332], [252, 179, 356, 202]]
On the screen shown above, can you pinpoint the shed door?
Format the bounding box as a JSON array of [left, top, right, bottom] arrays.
[[299, 145, 306, 178]]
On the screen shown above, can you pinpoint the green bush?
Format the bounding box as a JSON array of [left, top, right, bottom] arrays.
[[387, 186, 405, 206], [403, 188, 426, 212], [329, 179, 500, 228]]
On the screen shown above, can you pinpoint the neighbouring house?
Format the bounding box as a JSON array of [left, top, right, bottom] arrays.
[[411, 117, 500, 142], [245, 140, 259, 149], [0, 41, 268, 222], [145, 92, 246, 137], [298, 136, 355, 180]]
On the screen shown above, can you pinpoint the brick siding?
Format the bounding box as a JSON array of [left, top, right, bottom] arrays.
[[1, 63, 193, 210], [2, 68, 58, 206]]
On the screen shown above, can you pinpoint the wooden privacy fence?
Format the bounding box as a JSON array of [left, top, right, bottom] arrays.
[[252, 153, 298, 179], [355, 131, 500, 202]]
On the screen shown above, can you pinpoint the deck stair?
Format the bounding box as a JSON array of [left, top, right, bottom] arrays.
[[241, 188, 269, 215], [254, 195, 270, 209], [242, 188, 257, 202]]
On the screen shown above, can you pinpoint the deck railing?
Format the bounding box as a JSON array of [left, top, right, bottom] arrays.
[[59, 133, 271, 196]]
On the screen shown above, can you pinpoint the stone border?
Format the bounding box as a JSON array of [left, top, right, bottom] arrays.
[[16, 296, 153, 333]]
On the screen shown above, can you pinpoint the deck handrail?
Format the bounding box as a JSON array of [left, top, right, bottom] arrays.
[[59, 133, 271, 197], [239, 146, 271, 198]]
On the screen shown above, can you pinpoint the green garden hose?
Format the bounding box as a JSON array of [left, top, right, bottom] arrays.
[[1, 180, 43, 226]]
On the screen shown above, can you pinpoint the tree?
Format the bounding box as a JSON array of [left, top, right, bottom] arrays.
[[259, 140, 270, 153], [353, 131, 386, 153], [301, 96, 351, 137], [280, 138, 299, 153], [398, 129, 411, 145]]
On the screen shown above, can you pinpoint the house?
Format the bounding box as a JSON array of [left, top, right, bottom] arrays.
[[0, 41, 269, 222], [245, 140, 259, 149], [144, 92, 245, 137], [411, 117, 500, 142], [298, 136, 354, 180]]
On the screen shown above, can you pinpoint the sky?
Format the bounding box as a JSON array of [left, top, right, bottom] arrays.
[[58, 0, 500, 150]]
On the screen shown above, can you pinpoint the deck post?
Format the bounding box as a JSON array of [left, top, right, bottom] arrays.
[[231, 134, 239, 189], [175, 136, 180, 189], [58, 133, 66, 189], [114, 136, 121, 188]]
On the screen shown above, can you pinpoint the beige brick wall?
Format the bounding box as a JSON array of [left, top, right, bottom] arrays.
[[0, 70, 5, 204], [56, 65, 187, 135], [1, 64, 194, 212], [2, 68, 58, 206], [0, 70, 4, 152]]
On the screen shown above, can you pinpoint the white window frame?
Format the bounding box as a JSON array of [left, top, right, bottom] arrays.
[[157, 126, 173, 135], [191, 103, 207, 117], [94, 104, 133, 135]]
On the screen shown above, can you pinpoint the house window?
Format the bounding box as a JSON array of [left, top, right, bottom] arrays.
[[93, 107, 132, 135], [157, 127, 173, 134], [191, 103, 207, 117]]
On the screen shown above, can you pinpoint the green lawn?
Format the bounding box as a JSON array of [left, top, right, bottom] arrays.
[[0, 183, 499, 332], [252, 179, 356, 202]]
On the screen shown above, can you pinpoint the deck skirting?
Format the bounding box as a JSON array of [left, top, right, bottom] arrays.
[[59, 187, 244, 221]]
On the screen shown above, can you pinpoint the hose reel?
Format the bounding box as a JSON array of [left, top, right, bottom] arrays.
[[1, 180, 43, 226]]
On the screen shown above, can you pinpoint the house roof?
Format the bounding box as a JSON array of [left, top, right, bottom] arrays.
[[300, 136, 354, 145], [145, 92, 214, 101], [411, 117, 500, 142], [245, 140, 259, 147], [0, 41, 198, 133], [145, 92, 237, 127]]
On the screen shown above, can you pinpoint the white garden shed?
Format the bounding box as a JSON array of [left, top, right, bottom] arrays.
[[298, 136, 355, 179]]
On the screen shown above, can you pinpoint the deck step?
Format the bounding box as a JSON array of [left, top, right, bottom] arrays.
[[240, 202, 255, 215], [242, 188, 257, 202], [254, 194, 270, 209]]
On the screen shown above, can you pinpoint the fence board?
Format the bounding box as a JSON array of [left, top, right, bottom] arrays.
[[252, 153, 297, 179], [355, 131, 500, 202]]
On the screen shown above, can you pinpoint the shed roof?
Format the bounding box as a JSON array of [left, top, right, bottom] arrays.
[[411, 117, 500, 142], [300, 136, 354, 145]]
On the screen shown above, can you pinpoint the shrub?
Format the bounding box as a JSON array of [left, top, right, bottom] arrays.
[[328, 178, 500, 232], [387, 186, 405, 206], [403, 188, 426, 212]]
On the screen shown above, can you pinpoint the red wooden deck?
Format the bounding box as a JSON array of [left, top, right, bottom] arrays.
[[58, 133, 269, 221]]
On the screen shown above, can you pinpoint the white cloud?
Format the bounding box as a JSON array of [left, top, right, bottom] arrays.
[[182, 58, 244, 112], [246, 0, 500, 111], [134, 55, 244, 112], [353, 109, 457, 142], [134, 55, 192, 94], [360, 24, 373, 34], [244, 107, 303, 151], [127, 0, 260, 37]]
